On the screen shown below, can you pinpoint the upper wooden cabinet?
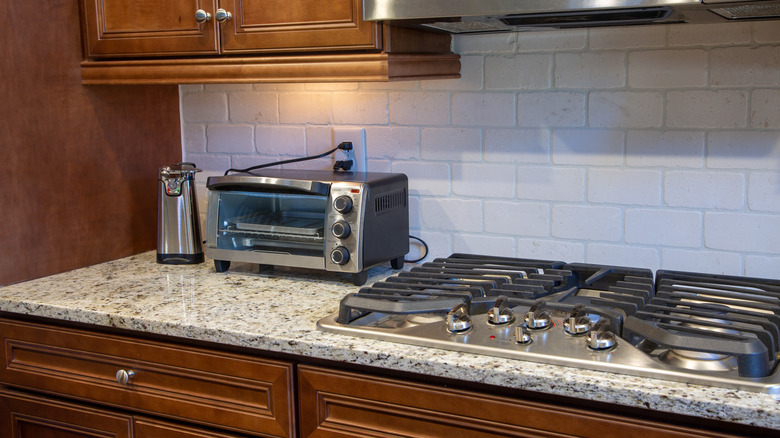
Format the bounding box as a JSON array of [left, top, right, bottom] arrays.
[[79, 0, 460, 83]]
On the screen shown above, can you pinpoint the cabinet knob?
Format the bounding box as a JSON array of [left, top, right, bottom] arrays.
[[194, 9, 212, 23], [215, 8, 232, 23], [116, 369, 135, 385]]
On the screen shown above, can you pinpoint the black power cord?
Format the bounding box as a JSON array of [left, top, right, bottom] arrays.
[[405, 235, 429, 264], [224, 142, 354, 175]]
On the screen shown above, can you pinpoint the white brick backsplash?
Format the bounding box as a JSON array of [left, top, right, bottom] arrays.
[[183, 125, 206, 153], [667, 22, 751, 46], [485, 55, 551, 90], [332, 92, 388, 125], [662, 248, 743, 276], [552, 130, 624, 166], [517, 92, 585, 127], [485, 201, 549, 237], [180, 24, 780, 279], [626, 131, 705, 168], [666, 90, 748, 128], [391, 162, 450, 196], [228, 93, 278, 123], [365, 127, 420, 160], [255, 126, 306, 155], [664, 171, 745, 209], [588, 26, 665, 50], [707, 131, 780, 170], [181, 93, 228, 122], [746, 255, 780, 279], [588, 91, 663, 129], [452, 163, 516, 198], [422, 198, 482, 232], [625, 209, 702, 247], [517, 166, 585, 202], [389, 92, 450, 126], [753, 21, 780, 43], [517, 30, 586, 52], [711, 46, 780, 87], [628, 50, 707, 88], [554, 52, 626, 89], [751, 89, 780, 129], [748, 172, 780, 213], [552, 205, 622, 241], [586, 244, 659, 271], [421, 128, 482, 161], [588, 169, 661, 206], [279, 93, 331, 124], [452, 93, 516, 127], [517, 238, 584, 261], [454, 234, 516, 258], [705, 212, 780, 253], [485, 129, 550, 164], [206, 125, 254, 153]]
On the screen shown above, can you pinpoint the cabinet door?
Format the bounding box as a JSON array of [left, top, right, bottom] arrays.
[[0, 319, 294, 437], [0, 389, 132, 438], [219, 0, 380, 53], [83, 0, 220, 57], [298, 365, 740, 438]]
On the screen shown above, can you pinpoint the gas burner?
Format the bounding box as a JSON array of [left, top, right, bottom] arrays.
[[319, 254, 780, 393]]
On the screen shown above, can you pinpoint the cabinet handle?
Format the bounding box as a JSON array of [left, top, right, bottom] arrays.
[[116, 369, 135, 385], [195, 9, 212, 23], [215, 8, 232, 23]]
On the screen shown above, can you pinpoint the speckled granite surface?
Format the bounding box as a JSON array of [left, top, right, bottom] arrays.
[[1, 251, 778, 430]]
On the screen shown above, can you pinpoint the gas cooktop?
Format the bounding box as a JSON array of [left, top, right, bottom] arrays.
[[317, 254, 780, 393]]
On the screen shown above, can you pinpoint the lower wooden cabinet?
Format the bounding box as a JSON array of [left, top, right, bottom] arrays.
[[0, 319, 294, 437], [297, 365, 742, 438]]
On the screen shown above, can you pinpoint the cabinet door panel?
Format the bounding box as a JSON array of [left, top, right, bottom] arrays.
[[0, 320, 294, 437], [84, 0, 220, 57], [298, 365, 740, 438], [220, 0, 379, 53], [0, 389, 132, 438]]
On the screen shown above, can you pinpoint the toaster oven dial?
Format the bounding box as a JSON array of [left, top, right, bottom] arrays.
[[333, 195, 353, 214], [330, 246, 350, 265], [331, 220, 351, 239]]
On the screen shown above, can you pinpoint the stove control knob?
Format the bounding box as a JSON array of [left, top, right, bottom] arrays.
[[331, 220, 351, 239], [586, 320, 617, 351], [333, 195, 353, 214], [487, 296, 515, 325], [523, 301, 551, 330], [563, 304, 592, 335], [515, 326, 533, 344], [446, 303, 473, 334], [330, 247, 350, 265]]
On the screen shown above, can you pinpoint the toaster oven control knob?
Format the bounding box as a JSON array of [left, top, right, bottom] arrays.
[[330, 246, 350, 265], [333, 195, 353, 214], [331, 221, 351, 239]]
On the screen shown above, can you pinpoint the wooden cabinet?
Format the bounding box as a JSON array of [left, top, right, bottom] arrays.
[[0, 319, 294, 437], [297, 365, 743, 438], [79, 0, 460, 83]]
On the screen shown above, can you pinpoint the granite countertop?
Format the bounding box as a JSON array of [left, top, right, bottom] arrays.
[[0, 251, 778, 430]]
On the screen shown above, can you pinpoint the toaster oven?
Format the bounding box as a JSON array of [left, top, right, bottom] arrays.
[[205, 169, 409, 285]]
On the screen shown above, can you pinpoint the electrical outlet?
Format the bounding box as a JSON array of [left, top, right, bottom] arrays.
[[332, 127, 367, 172]]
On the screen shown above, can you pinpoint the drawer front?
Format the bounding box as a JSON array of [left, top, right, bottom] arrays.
[[0, 319, 294, 437], [298, 365, 739, 438]]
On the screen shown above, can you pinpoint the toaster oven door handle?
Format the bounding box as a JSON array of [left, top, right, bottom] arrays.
[[207, 176, 330, 196]]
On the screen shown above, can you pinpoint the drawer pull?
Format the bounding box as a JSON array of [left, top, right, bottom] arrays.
[[116, 369, 135, 385]]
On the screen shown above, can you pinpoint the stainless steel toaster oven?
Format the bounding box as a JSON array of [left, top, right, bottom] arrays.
[[205, 169, 408, 285]]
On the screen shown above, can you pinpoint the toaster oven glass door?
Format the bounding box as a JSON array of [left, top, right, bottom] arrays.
[[215, 191, 327, 257]]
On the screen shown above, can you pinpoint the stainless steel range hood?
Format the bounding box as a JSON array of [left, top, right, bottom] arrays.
[[364, 0, 780, 33]]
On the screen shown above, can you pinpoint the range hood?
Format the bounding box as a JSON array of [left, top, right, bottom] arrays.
[[364, 0, 780, 33]]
